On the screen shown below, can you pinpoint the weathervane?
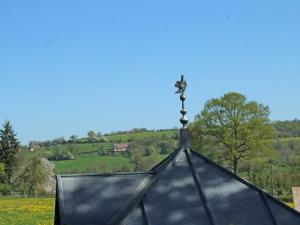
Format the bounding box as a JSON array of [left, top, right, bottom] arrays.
[[175, 75, 188, 128]]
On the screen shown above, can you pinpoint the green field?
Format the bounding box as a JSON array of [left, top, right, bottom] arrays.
[[54, 155, 131, 174], [54, 154, 168, 174], [16, 129, 177, 174], [0, 197, 54, 225], [43, 142, 113, 155]]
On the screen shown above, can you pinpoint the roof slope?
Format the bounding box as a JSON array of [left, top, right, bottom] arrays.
[[55, 129, 300, 225], [56, 173, 154, 225]]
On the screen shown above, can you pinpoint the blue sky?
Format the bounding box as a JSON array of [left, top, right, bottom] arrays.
[[1, 1, 300, 144]]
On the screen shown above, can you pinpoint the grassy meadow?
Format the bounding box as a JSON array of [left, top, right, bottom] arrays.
[[17, 129, 177, 174], [0, 197, 54, 225], [53, 155, 131, 174]]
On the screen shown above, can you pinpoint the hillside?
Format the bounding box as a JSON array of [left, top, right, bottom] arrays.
[[19, 129, 178, 174], [16, 126, 300, 201]]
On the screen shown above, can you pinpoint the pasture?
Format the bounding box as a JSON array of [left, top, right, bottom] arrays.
[[0, 197, 54, 225], [54, 155, 131, 174]]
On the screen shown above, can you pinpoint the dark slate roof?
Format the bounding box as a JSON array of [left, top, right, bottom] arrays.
[[55, 129, 300, 225]]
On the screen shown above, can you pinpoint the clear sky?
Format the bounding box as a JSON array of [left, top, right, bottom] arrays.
[[1, 1, 300, 144]]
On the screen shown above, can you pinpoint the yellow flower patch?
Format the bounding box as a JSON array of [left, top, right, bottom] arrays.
[[0, 198, 54, 225]]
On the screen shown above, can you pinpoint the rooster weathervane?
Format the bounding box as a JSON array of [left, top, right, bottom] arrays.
[[175, 75, 188, 128]]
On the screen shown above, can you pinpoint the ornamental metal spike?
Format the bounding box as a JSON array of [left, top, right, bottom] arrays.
[[175, 75, 188, 128]]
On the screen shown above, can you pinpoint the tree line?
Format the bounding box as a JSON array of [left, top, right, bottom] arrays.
[[272, 119, 300, 138], [28, 128, 176, 149]]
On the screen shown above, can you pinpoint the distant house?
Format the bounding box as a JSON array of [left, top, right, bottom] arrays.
[[29, 144, 41, 152], [113, 143, 128, 152]]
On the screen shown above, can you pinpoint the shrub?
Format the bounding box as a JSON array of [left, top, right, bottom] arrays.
[[0, 183, 11, 195]]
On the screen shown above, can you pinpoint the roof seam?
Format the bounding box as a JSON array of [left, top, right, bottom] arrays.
[[185, 149, 216, 225], [106, 174, 155, 225], [190, 149, 300, 217], [141, 200, 150, 225], [116, 150, 184, 225], [260, 192, 279, 225], [118, 204, 139, 225], [151, 147, 183, 173], [114, 148, 186, 225]]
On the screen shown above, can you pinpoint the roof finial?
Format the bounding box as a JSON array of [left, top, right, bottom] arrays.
[[175, 75, 188, 128]]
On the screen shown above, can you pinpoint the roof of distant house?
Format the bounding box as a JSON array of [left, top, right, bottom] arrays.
[[113, 143, 129, 148]]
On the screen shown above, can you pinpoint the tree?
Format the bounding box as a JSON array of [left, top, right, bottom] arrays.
[[140, 153, 161, 171], [13, 156, 55, 196], [272, 119, 300, 138], [98, 136, 108, 143], [146, 146, 158, 156], [88, 130, 96, 138], [68, 144, 79, 157], [0, 163, 5, 183], [128, 144, 144, 171], [69, 135, 78, 143], [293, 143, 300, 165], [52, 137, 66, 145], [158, 139, 177, 154], [190, 92, 275, 174], [0, 120, 19, 181], [87, 130, 98, 143]]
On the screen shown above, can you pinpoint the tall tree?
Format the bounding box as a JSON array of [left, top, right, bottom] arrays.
[[69, 134, 78, 143], [0, 163, 5, 182], [0, 120, 19, 181], [190, 92, 275, 174], [13, 156, 54, 196], [87, 130, 96, 138]]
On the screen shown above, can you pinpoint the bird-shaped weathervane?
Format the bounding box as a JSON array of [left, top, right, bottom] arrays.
[[175, 75, 187, 94], [175, 75, 188, 128]]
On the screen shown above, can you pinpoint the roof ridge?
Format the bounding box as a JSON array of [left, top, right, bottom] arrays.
[[185, 149, 216, 225], [113, 147, 187, 225], [105, 173, 155, 225], [150, 147, 182, 173]]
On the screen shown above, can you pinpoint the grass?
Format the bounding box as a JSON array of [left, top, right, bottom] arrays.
[[42, 142, 113, 155], [54, 154, 169, 174], [54, 155, 131, 174], [0, 197, 54, 225]]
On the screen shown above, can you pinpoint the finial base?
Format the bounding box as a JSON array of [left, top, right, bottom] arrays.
[[180, 128, 191, 148]]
